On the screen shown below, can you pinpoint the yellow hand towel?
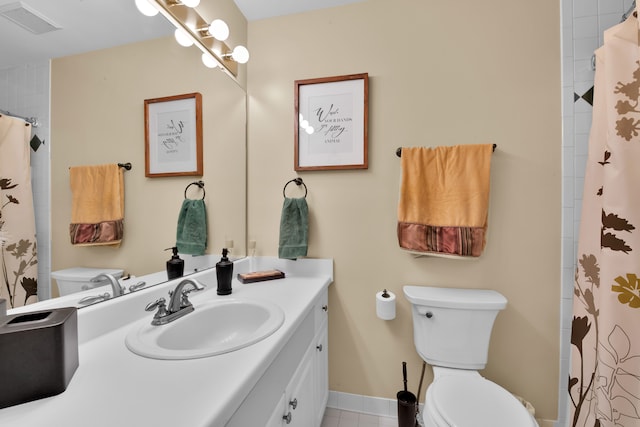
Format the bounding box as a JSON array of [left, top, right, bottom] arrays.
[[397, 144, 493, 257], [69, 164, 124, 246]]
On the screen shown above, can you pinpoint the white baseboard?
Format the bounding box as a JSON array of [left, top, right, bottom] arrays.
[[327, 390, 402, 419], [328, 390, 557, 426]]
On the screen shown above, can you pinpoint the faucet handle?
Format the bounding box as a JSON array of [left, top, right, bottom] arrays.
[[181, 282, 205, 306], [145, 297, 168, 320]]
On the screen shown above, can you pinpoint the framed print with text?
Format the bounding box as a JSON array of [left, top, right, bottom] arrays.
[[294, 73, 368, 171]]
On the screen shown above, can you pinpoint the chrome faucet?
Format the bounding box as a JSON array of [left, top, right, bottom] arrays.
[[90, 273, 124, 297], [145, 278, 205, 326]]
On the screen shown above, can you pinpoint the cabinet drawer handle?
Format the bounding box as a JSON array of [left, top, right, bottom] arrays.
[[316, 344, 323, 352], [322, 305, 328, 312], [283, 412, 292, 424], [289, 398, 298, 410]]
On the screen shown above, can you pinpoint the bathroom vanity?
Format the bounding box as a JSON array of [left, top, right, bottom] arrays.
[[0, 257, 332, 427]]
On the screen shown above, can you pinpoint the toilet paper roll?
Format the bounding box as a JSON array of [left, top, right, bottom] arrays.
[[376, 290, 396, 320]]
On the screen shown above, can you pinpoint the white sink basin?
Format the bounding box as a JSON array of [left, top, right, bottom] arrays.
[[125, 298, 285, 360]]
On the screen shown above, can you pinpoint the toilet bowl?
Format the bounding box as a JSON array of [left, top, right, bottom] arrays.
[[423, 368, 537, 427], [403, 286, 538, 427], [51, 267, 124, 296]]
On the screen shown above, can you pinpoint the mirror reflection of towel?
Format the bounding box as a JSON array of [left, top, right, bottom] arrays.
[[176, 199, 207, 255], [278, 197, 308, 260], [69, 164, 124, 247]]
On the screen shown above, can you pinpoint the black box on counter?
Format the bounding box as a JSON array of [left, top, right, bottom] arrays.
[[0, 306, 79, 409]]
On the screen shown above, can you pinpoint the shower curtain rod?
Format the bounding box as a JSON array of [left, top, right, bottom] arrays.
[[0, 109, 39, 128]]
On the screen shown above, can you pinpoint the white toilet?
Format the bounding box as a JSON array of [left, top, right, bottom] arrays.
[[403, 285, 538, 427], [51, 267, 124, 296]]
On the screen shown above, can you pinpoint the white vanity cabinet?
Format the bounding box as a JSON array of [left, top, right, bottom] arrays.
[[229, 288, 329, 427], [271, 345, 315, 426], [313, 290, 329, 426]]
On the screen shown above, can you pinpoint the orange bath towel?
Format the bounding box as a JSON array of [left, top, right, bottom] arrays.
[[69, 164, 124, 246], [397, 144, 493, 257]]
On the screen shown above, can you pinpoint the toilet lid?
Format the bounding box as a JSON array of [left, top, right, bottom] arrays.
[[429, 375, 535, 427]]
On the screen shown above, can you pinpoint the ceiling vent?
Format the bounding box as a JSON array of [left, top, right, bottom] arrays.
[[0, 2, 60, 35]]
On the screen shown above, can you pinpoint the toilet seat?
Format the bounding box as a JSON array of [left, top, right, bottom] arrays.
[[427, 375, 536, 426]]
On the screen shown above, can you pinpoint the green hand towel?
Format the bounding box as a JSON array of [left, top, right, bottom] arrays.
[[278, 197, 308, 260], [176, 199, 207, 255]]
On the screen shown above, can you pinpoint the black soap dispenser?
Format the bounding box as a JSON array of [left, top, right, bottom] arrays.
[[216, 248, 233, 295], [165, 247, 184, 280]]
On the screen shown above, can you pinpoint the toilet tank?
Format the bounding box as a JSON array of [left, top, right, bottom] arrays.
[[403, 286, 507, 370]]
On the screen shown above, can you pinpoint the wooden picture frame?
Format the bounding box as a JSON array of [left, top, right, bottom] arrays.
[[144, 92, 203, 177], [294, 73, 368, 171]]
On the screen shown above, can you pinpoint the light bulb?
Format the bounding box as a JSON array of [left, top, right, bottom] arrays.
[[181, 0, 200, 7], [208, 19, 229, 41], [231, 45, 250, 64], [174, 28, 193, 47], [135, 0, 158, 16], [201, 53, 219, 69], [305, 126, 315, 135]]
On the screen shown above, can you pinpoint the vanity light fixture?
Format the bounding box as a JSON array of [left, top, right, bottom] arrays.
[[201, 52, 219, 69], [174, 27, 194, 47], [135, 0, 159, 16], [135, 0, 249, 77]]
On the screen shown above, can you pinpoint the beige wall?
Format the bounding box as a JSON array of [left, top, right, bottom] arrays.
[[246, 0, 561, 423], [50, 35, 247, 284]]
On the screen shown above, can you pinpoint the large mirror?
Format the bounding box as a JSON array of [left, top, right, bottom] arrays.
[[1, 0, 247, 310]]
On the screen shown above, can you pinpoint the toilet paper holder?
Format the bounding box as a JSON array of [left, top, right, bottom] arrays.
[[376, 289, 396, 320]]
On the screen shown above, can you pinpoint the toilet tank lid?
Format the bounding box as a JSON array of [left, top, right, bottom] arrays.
[[403, 286, 507, 310], [51, 267, 124, 281]]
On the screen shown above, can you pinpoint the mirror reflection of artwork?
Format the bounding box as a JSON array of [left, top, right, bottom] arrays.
[[145, 93, 203, 177], [157, 110, 192, 162]]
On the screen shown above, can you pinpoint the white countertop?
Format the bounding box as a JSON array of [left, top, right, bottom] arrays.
[[0, 257, 333, 427]]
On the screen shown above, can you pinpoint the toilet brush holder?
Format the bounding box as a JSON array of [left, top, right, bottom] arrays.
[[397, 390, 417, 427], [397, 361, 418, 427]]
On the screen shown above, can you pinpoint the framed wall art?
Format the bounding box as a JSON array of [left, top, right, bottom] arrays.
[[294, 73, 368, 171], [144, 92, 203, 177]]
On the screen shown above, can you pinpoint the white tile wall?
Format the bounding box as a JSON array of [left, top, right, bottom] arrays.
[[0, 62, 51, 301], [560, 0, 634, 426]]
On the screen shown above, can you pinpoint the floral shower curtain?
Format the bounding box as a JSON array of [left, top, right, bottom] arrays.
[[0, 115, 38, 308], [570, 7, 640, 427]]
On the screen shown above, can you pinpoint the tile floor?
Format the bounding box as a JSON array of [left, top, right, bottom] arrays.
[[321, 408, 397, 427]]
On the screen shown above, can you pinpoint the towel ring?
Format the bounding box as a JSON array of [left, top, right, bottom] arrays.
[[184, 180, 205, 200], [283, 177, 307, 199]]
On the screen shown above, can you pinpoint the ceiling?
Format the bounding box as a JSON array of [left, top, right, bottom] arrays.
[[0, 0, 364, 69]]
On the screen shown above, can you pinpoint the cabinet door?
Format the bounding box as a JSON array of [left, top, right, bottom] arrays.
[[265, 393, 286, 427], [314, 323, 329, 426], [286, 346, 315, 426]]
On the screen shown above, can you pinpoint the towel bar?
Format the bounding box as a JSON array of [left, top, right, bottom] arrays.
[[396, 144, 496, 157], [69, 163, 132, 170]]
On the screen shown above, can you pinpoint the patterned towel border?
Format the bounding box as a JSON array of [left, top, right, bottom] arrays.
[[397, 222, 486, 257], [70, 220, 123, 246]]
